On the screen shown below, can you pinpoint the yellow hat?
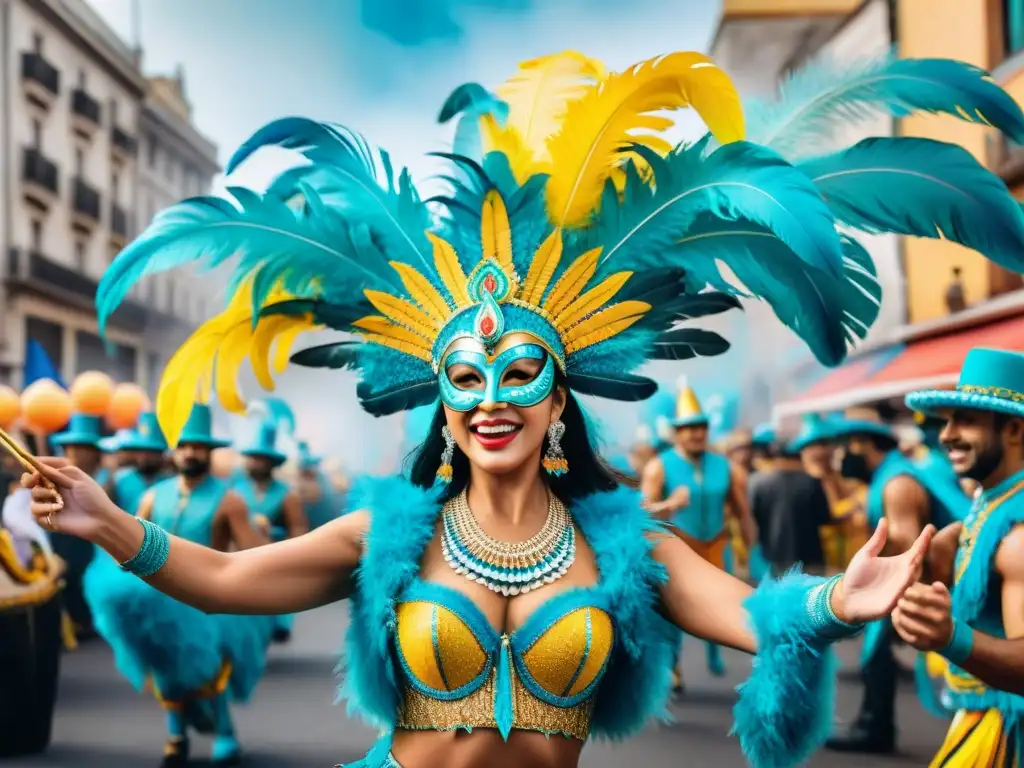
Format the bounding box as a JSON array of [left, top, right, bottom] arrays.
[[673, 376, 708, 427]]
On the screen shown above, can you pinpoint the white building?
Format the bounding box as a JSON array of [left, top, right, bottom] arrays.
[[0, 0, 217, 392], [710, 0, 902, 416]]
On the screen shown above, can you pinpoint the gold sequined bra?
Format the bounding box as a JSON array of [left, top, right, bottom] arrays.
[[394, 580, 614, 741]]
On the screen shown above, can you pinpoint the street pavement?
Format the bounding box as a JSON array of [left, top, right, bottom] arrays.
[[24, 605, 946, 767]]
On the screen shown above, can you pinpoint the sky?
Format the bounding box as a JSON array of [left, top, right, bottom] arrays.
[[86, 0, 734, 469]]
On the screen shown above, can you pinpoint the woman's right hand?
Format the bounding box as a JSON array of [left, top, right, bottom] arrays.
[[22, 457, 120, 543]]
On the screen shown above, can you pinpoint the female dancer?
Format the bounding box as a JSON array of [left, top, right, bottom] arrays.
[[27, 48, 1024, 768]]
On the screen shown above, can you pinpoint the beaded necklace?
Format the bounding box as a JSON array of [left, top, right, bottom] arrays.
[[440, 489, 575, 596]]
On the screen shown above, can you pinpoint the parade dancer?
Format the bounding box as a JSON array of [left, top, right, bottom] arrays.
[[642, 379, 756, 682], [889, 348, 1024, 764], [825, 415, 971, 754], [83, 404, 271, 766], [29, 45, 1024, 768], [295, 441, 338, 530], [236, 417, 306, 642], [106, 412, 172, 516]]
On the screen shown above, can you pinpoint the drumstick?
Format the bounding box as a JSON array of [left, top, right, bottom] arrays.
[[0, 426, 61, 496]]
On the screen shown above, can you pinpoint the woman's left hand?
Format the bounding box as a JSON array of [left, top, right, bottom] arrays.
[[836, 518, 935, 624]]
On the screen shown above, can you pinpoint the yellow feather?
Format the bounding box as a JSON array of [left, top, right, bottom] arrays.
[[519, 229, 564, 305], [429, 232, 471, 307], [563, 300, 651, 353], [389, 262, 451, 322], [364, 290, 438, 339], [250, 314, 315, 391], [542, 247, 602, 317], [481, 116, 541, 184], [496, 51, 607, 162], [480, 191, 516, 283], [360, 333, 433, 362], [273, 322, 309, 374], [157, 323, 225, 447], [214, 322, 254, 413], [352, 315, 433, 357], [555, 271, 633, 330], [545, 52, 746, 227]]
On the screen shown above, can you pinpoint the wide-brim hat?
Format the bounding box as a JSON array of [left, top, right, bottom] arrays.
[[750, 423, 775, 447], [296, 440, 322, 469], [52, 413, 103, 448], [788, 414, 838, 453], [240, 446, 289, 466], [906, 348, 1024, 420], [175, 404, 232, 449], [120, 413, 169, 453], [827, 417, 896, 442], [240, 421, 286, 465]]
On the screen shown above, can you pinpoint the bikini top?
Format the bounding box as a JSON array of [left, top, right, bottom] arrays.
[[394, 579, 615, 741]]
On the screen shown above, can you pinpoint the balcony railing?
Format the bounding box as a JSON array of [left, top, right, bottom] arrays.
[[71, 89, 101, 125], [20, 53, 59, 96], [72, 178, 101, 222], [22, 147, 59, 195], [111, 126, 137, 156], [110, 204, 129, 238]]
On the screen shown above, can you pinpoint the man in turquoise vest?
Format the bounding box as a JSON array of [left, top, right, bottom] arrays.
[[111, 403, 269, 767], [295, 441, 337, 531], [641, 378, 755, 688], [106, 413, 172, 516], [50, 413, 109, 639], [890, 348, 1024, 764], [825, 413, 970, 754], [236, 421, 306, 643]]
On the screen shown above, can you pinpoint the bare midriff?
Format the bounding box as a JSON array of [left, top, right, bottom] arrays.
[[390, 727, 585, 768]]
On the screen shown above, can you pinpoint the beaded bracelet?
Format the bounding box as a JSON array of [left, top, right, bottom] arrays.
[[939, 619, 974, 666], [119, 517, 170, 578], [805, 574, 864, 641]]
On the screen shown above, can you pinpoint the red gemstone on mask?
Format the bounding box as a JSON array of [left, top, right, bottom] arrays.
[[480, 316, 495, 336], [483, 274, 497, 294]]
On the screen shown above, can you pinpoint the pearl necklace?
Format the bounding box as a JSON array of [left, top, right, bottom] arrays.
[[440, 489, 575, 596]]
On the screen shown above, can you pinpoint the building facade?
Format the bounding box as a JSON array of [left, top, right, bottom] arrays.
[[0, 0, 218, 392]]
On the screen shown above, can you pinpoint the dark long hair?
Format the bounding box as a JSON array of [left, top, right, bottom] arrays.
[[405, 387, 635, 503]]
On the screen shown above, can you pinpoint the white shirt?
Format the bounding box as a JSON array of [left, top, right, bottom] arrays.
[[2, 487, 52, 564]]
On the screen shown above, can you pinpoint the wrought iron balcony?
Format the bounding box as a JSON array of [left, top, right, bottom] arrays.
[[111, 126, 137, 156], [21, 148, 59, 196], [71, 89, 101, 126], [72, 178, 101, 223], [20, 53, 59, 97]]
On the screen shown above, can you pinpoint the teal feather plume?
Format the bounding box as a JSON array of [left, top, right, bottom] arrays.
[[800, 137, 1024, 274], [260, 298, 371, 330], [96, 187, 385, 336], [746, 54, 1024, 160], [290, 342, 360, 370], [437, 83, 509, 161], [592, 140, 844, 286], [648, 328, 730, 361], [225, 117, 435, 283], [566, 371, 658, 402], [248, 397, 296, 436]]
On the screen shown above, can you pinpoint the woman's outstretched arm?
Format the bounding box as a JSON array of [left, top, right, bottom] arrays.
[[24, 457, 368, 616]]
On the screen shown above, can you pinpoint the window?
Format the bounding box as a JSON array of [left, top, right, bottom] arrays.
[[32, 32, 42, 53], [111, 170, 120, 200], [77, 68, 86, 88], [109, 98, 118, 126], [75, 147, 84, 175], [31, 119, 41, 148], [30, 219, 42, 251], [1008, 0, 1024, 56], [74, 241, 86, 270], [147, 134, 158, 168]]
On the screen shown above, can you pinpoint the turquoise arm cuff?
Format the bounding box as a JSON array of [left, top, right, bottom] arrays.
[[805, 574, 863, 641], [939, 619, 974, 666], [118, 517, 170, 578]]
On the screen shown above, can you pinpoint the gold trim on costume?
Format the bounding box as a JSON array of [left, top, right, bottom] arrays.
[[958, 384, 1024, 403]]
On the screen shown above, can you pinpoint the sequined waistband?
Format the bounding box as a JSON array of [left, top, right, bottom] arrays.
[[397, 665, 592, 741]]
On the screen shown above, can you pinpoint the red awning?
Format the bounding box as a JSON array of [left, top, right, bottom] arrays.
[[794, 346, 904, 403], [775, 313, 1024, 416]]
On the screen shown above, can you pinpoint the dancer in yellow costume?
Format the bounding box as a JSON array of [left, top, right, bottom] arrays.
[[26, 45, 1024, 768]]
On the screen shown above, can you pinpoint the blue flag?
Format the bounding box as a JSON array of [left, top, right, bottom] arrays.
[[24, 338, 64, 388]]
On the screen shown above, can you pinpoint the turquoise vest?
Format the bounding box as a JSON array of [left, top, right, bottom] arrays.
[[112, 467, 169, 516], [944, 468, 1024, 718], [340, 475, 680, 742], [149, 475, 231, 547], [661, 449, 731, 541], [234, 476, 290, 540]]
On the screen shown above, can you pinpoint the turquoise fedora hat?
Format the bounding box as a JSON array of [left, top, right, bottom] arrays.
[[788, 414, 839, 453], [297, 440, 321, 470], [176, 404, 232, 449], [52, 413, 103, 448], [241, 422, 288, 465], [906, 347, 1024, 419], [120, 412, 169, 453], [751, 423, 776, 447], [827, 416, 896, 442]]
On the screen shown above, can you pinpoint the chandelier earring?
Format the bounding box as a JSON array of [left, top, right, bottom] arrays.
[[436, 425, 456, 484], [542, 420, 568, 476]]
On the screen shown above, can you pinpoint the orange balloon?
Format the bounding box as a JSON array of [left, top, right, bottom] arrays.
[[21, 379, 72, 433], [0, 385, 19, 429], [107, 383, 150, 430], [70, 370, 115, 417]]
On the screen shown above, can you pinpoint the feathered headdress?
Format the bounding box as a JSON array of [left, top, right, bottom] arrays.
[[95, 50, 1024, 446]]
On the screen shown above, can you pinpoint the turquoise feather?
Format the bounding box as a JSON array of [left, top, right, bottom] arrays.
[[648, 328, 730, 361], [592, 140, 844, 285], [747, 53, 1024, 160], [494, 638, 514, 741], [801, 137, 1024, 274], [437, 83, 509, 161], [96, 187, 385, 335]]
